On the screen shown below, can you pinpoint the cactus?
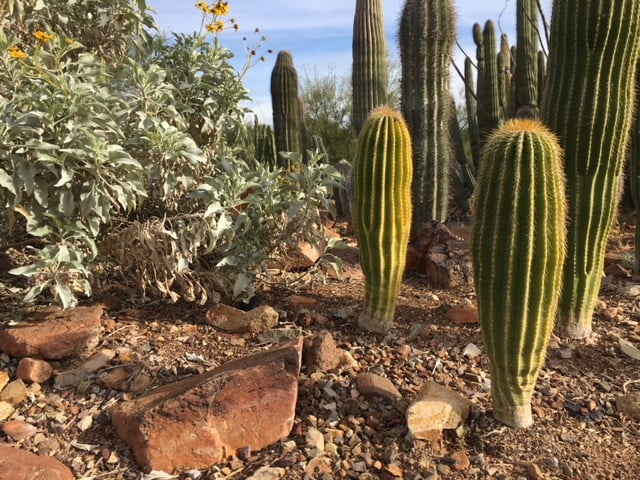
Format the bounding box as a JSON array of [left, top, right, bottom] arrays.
[[399, 0, 456, 227], [253, 119, 277, 168], [541, 0, 640, 338], [476, 20, 502, 151], [352, 0, 389, 135], [354, 106, 413, 333], [464, 57, 481, 168], [514, 0, 539, 114], [270, 50, 305, 167], [472, 118, 566, 428], [537, 50, 546, 108]]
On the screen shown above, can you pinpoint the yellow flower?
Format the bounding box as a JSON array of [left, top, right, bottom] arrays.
[[65, 38, 75, 45], [206, 20, 226, 33], [8, 45, 27, 60], [195, 1, 209, 12], [211, 1, 230, 16], [34, 31, 55, 43]]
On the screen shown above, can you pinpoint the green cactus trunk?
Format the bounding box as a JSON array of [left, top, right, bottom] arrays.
[[399, 0, 456, 228], [354, 106, 413, 333], [253, 120, 277, 168], [514, 0, 539, 114], [464, 57, 481, 168], [632, 63, 640, 273], [352, 0, 389, 135], [541, 0, 640, 338], [270, 50, 304, 167], [476, 20, 502, 152], [472, 118, 566, 428]]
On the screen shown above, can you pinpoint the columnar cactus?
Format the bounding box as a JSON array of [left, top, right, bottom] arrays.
[[464, 57, 481, 168], [270, 50, 304, 166], [354, 106, 413, 333], [253, 120, 277, 168], [352, 0, 389, 135], [399, 0, 456, 228], [472, 118, 566, 428], [541, 0, 640, 338], [476, 20, 502, 151], [514, 0, 539, 114]]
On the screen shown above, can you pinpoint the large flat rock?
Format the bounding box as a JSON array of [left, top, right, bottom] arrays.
[[110, 338, 303, 473]]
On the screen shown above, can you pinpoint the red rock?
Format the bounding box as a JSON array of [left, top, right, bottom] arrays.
[[288, 295, 318, 313], [0, 444, 73, 480], [110, 338, 303, 473], [205, 304, 279, 334], [16, 358, 53, 384], [303, 330, 340, 372], [1, 420, 38, 441], [444, 305, 479, 325], [355, 373, 402, 401], [0, 306, 103, 359]]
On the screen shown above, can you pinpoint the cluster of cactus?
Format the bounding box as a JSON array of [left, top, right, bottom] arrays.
[[270, 50, 308, 168], [399, 0, 456, 228], [540, 0, 640, 338], [253, 119, 277, 168], [352, 0, 389, 135], [354, 106, 412, 333], [472, 118, 566, 428]]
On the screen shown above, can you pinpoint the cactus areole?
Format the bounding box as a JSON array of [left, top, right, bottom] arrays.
[[472, 119, 566, 428], [354, 106, 413, 334]]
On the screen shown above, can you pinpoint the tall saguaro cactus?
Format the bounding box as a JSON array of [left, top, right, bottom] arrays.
[[475, 20, 502, 152], [354, 106, 413, 334], [352, 0, 389, 135], [270, 50, 304, 166], [514, 0, 539, 113], [541, 0, 640, 338], [472, 119, 566, 428], [399, 0, 456, 228]]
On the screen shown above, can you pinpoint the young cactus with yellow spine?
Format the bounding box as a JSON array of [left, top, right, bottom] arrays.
[[354, 106, 413, 333], [471, 118, 566, 428]]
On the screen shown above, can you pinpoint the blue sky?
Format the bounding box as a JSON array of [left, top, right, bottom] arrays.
[[148, 1, 552, 123]]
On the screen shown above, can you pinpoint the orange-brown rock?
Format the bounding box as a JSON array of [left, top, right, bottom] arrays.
[[444, 305, 479, 325], [16, 358, 53, 383], [0, 444, 73, 480], [110, 338, 303, 473], [0, 306, 103, 359]]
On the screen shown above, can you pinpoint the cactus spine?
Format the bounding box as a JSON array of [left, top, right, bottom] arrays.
[[541, 0, 640, 338], [352, 0, 389, 135], [472, 119, 566, 428], [354, 106, 413, 333], [270, 50, 304, 167], [399, 0, 456, 227]]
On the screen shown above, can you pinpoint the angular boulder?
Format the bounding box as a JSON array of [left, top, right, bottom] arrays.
[[0, 306, 103, 359], [0, 444, 73, 480], [406, 381, 474, 442], [110, 338, 303, 473]]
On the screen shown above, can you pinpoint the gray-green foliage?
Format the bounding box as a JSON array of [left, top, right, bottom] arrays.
[[0, 1, 340, 308]]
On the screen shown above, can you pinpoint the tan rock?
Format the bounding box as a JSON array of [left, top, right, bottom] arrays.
[[98, 367, 130, 389], [205, 304, 279, 334], [54, 349, 116, 388], [0, 371, 9, 391], [0, 306, 103, 359], [0, 444, 73, 480], [0, 379, 28, 405], [356, 373, 402, 401], [406, 381, 473, 442], [16, 358, 53, 384], [110, 338, 303, 473], [0, 401, 14, 421], [303, 330, 340, 372]]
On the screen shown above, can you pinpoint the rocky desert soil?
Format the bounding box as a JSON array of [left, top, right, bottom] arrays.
[[0, 220, 639, 480]]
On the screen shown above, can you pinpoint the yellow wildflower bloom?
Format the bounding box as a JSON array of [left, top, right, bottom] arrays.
[[195, 1, 209, 12], [8, 45, 27, 60], [212, 1, 230, 16], [206, 20, 226, 33], [34, 31, 55, 42], [65, 38, 75, 45]]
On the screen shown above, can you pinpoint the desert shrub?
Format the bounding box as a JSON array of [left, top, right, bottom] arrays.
[[0, 1, 342, 307]]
